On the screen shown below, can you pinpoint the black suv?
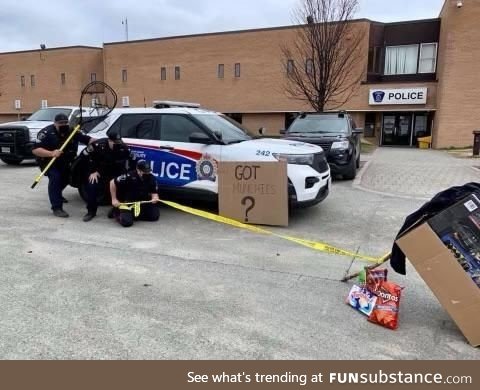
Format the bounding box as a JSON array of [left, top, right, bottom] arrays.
[[283, 112, 363, 180]]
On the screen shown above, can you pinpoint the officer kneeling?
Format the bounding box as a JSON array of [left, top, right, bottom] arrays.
[[109, 160, 160, 227], [82, 132, 132, 222]]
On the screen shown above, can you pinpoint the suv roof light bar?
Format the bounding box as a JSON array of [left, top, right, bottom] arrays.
[[152, 100, 201, 109]]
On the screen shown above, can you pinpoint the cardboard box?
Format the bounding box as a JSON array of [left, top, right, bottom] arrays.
[[396, 194, 480, 347], [218, 161, 288, 227]]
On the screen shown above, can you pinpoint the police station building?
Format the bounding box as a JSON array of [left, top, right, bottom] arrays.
[[0, 0, 479, 149]]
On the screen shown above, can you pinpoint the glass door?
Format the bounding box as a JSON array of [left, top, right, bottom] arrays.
[[382, 113, 413, 146]]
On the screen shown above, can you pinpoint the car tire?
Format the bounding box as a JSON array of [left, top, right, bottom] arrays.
[[343, 156, 357, 180], [356, 152, 361, 168], [78, 180, 111, 206], [1, 157, 23, 165]]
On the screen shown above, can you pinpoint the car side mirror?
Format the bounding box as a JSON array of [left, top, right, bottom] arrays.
[[258, 127, 266, 136], [189, 132, 214, 144], [353, 128, 364, 134], [21, 117, 28, 121], [279, 129, 286, 135]]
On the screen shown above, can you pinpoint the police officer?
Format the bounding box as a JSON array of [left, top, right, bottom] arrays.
[[82, 132, 132, 222], [32, 113, 95, 218], [109, 160, 160, 227]]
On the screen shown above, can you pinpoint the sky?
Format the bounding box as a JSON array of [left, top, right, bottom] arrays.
[[0, 0, 445, 52]]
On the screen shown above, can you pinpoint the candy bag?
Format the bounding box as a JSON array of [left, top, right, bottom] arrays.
[[366, 268, 388, 293], [368, 281, 403, 330], [346, 285, 377, 316]]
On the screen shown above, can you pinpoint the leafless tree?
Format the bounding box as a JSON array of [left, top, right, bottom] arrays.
[[282, 0, 366, 112]]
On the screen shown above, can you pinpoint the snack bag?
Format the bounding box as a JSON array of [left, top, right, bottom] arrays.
[[368, 281, 403, 330], [346, 285, 377, 316], [366, 268, 388, 293]]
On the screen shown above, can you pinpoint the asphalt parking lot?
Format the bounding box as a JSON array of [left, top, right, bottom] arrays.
[[0, 150, 479, 359]]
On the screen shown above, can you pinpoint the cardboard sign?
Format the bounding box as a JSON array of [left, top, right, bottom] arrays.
[[218, 162, 288, 227], [396, 194, 480, 347]]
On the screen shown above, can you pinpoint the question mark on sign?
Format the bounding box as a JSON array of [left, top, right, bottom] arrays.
[[241, 196, 256, 223]]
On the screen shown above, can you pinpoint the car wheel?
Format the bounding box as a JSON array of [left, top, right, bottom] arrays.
[[356, 152, 361, 168], [1, 157, 23, 165], [343, 156, 357, 180], [78, 180, 111, 206]]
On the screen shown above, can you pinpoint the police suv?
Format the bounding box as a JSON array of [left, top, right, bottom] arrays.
[[79, 104, 331, 208], [0, 106, 99, 165]]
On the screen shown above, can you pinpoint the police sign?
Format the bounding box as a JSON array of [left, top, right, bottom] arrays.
[[369, 87, 428, 105]]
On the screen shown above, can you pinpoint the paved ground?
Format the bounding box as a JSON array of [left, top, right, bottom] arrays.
[[355, 148, 479, 199], [0, 150, 479, 360]]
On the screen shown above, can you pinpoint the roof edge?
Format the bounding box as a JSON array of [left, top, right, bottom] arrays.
[[0, 45, 102, 56], [104, 19, 372, 46]]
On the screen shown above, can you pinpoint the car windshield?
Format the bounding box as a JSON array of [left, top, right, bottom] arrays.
[[288, 115, 348, 134], [194, 114, 253, 144], [27, 108, 72, 122]]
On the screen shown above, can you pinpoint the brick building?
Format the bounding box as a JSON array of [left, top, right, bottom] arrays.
[[0, 0, 478, 148]]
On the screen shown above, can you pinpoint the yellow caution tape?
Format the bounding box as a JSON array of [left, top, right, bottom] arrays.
[[160, 200, 385, 264]]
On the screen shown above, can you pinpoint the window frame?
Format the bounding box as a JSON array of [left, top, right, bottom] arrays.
[[418, 42, 438, 74], [234, 63, 241, 78], [161, 67, 167, 81], [60, 73, 66, 85], [90, 73, 97, 82], [30, 74, 35, 87], [384, 44, 419, 75], [113, 113, 161, 140], [159, 113, 210, 143], [218, 64, 224, 79], [287, 59, 294, 75], [305, 58, 314, 75], [174, 66, 181, 81], [122, 69, 128, 83], [20, 75, 25, 87]]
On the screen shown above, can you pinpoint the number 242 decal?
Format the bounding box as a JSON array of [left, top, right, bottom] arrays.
[[256, 150, 271, 157]]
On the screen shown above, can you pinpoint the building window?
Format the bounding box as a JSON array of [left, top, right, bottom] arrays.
[[218, 64, 224, 79], [225, 113, 243, 124], [91, 73, 97, 81], [30, 75, 35, 87], [175, 66, 181, 80], [305, 59, 314, 75], [20, 75, 25, 87], [234, 63, 241, 78], [161, 67, 167, 81], [384, 45, 418, 75], [61, 73, 66, 85], [419, 43, 438, 73], [287, 59, 295, 75], [122, 69, 128, 82], [368, 47, 382, 74]]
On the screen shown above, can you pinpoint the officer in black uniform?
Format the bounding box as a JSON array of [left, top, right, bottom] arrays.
[[109, 160, 160, 228], [32, 113, 95, 218], [82, 132, 132, 222]]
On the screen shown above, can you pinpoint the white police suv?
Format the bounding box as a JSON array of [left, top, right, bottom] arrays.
[[82, 105, 331, 208]]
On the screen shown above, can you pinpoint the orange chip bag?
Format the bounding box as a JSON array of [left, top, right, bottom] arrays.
[[368, 281, 403, 330]]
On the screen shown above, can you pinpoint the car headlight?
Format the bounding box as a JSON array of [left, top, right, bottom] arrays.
[[273, 153, 314, 165], [331, 141, 350, 150]]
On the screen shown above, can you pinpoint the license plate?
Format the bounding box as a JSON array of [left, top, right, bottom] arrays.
[[1, 147, 11, 153]]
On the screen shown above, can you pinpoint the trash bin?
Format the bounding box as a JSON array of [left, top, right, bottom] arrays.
[[473, 130, 480, 156], [418, 136, 432, 149]]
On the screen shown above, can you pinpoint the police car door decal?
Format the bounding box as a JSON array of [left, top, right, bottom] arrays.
[[127, 143, 218, 188]]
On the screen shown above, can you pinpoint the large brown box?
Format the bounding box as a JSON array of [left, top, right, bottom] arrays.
[[396, 195, 480, 347], [218, 161, 288, 227]]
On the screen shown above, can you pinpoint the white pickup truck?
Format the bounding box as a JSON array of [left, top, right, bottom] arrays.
[[0, 106, 99, 165]]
